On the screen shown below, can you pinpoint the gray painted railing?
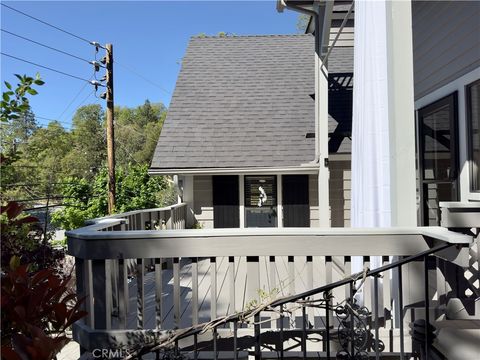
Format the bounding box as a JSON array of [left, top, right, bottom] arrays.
[[66, 209, 475, 357]]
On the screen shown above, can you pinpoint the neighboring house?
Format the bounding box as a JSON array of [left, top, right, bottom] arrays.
[[150, 35, 354, 229], [151, 0, 480, 230]]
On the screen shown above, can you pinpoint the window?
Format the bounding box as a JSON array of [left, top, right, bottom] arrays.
[[418, 93, 459, 225], [467, 80, 480, 192], [244, 176, 277, 227]]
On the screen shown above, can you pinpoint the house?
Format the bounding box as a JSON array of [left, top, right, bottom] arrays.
[[67, 1, 479, 359], [149, 34, 354, 229]]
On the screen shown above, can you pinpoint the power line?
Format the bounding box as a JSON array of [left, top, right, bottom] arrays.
[[1, 29, 93, 65], [1, 52, 99, 84], [114, 60, 172, 95], [65, 89, 97, 119], [57, 74, 94, 121], [1, 3, 93, 45], [34, 116, 73, 128]]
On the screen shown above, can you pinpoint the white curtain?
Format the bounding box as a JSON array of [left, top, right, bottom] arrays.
[[351, 1, 392, 310], [351, 0, 391, 231]]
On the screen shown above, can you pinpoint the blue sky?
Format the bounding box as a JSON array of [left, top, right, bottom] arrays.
[[1, 1, 300, 129]]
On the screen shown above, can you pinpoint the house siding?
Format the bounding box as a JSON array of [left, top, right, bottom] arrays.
[[193, 174, 337, 229], [193, 175, 214, 229], [309, 175, 319, 227], [329, 160, 351, 227], [412, 0, 480, 100]]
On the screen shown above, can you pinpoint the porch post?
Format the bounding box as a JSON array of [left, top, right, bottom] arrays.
[[183, 175, 195, 228], [314, 3, 331, 228], [385, 0, 417, 226]]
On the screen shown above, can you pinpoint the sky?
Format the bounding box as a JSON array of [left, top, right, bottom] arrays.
[[1, 1, 300, 129]]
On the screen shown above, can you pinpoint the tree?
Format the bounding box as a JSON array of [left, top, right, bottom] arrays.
[[1, 73, 44, 123], [63, 104, 106, 178], [1, 74, 44, 202], [296, 14, 310, 33], [11, 122, 72, 197], [115, 100, 166, 167], [51, 164, 172, 230], [1, 110, 38, 156]]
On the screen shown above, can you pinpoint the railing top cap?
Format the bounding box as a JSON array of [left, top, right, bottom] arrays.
[[66, 224, 472, 245]]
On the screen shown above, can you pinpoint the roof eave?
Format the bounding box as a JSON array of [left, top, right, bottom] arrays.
[[148, 164, 321, 176]]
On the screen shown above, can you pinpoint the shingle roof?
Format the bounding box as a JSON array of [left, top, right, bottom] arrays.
[[151, 34, 353, 170]]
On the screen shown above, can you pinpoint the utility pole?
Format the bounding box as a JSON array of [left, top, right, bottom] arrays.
[[105, 43, 116, 214]]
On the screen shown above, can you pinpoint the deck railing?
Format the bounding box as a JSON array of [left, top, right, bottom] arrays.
[[66, 206, 475, 359]]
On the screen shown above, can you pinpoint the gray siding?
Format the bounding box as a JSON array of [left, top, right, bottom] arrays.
[[412, 1, 480, 100], [309, 175, 319, 227], [193, 172, 351, 229], [193, 176, 214, 229], [329, 160, 351, 227]]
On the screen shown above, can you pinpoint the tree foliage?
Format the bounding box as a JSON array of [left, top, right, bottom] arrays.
[[51, 164, 172, 230], [1, 73, 44, 123], [2, 74, 173, 233], [114, 100, 166, 167], [296, 14, 310, 33]]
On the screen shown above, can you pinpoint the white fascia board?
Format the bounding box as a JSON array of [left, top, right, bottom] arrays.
[[148, 165, 320, 176]]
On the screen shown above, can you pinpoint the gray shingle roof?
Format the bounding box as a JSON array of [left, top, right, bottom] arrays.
[[151, 34, 353, 170]]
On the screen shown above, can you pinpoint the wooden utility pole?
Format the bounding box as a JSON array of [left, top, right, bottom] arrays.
[[105, 43, 116, 214]]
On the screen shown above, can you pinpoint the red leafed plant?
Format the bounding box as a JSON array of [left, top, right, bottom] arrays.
[[0, 202, 64, 273], [1, 258, 87, 360]]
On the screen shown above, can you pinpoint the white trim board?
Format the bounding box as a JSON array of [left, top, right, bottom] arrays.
[[149, 165, 320, 176]]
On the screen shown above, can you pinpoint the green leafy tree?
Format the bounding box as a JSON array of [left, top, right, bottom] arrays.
[[51, 164, 171, 230], [1, 74, 44, 202], [10, 122, 72, 198], [63, 104, 106, 178], [1, 73, 44, 123], [115, 100, 166, 167], [1, 110, 38, 156]]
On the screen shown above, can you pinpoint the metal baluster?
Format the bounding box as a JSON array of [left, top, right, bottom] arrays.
[[325, 292, 330, 360], [374, 275, 380, 360], [424, 256, 430, 360], [280, 304, 284, 360], [302, 297, 307, 359], [213, 327, 218, 360], [398, 264, 405, 359], [234, 321, 238, 360], [193, 333, 198, 360], [350, 282, 355, 358], [254, 312, 261, 360]]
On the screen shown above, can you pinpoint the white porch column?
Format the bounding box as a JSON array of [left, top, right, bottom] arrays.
[[239, 175, 245, 228], [385, 0, 417, 227], [182, 175, 195, 228], [277, 175, 283, 228], [315, 8, 331, 228], [351, 0, 416, 229]]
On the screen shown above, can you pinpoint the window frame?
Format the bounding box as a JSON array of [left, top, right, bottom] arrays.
[[466, 79, 480, 193]]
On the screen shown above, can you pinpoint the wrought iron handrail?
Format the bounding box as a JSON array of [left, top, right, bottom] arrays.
[[131, 241, 458, 360]]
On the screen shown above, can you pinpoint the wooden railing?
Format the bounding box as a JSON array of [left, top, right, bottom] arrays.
[[66, 215, 474, 358], [85, 202, 188, 231]]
